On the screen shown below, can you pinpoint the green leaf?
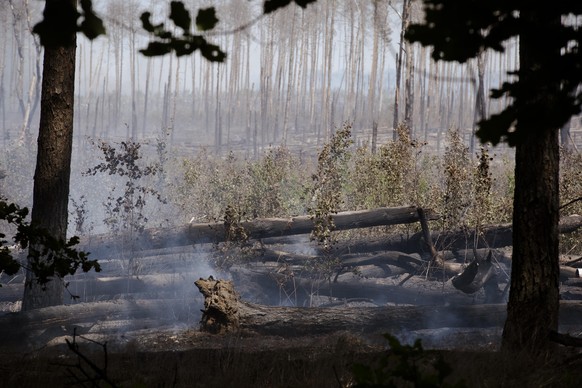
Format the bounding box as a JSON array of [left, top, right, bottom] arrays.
[[140, 42, 173, 57], [140, 12, 166, 35], [200, 42, 227, 62], [79, 0, 106, 40], [196, 7, 219, 31], [170, 1, 192, 33]]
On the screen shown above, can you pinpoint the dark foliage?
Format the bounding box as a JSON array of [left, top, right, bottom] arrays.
[[0, 199, 100, 288]]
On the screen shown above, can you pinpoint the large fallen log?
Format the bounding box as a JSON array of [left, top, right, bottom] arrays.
[[194, 277, 582, 336], [81, 206, 436, 258]]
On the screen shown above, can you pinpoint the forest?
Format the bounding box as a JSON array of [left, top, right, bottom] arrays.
[[1, 1, 582, 387]]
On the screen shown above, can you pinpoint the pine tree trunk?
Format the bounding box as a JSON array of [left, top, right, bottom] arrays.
[[501, 7, 561, 353], [22, 0, 77, 311], [392, 0, 411, 139]]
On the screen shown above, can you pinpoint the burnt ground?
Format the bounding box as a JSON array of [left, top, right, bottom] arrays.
[[1, 242, 582, 387], [1, 311, 582, 388]]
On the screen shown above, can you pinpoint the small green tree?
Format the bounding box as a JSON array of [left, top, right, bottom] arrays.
[[84, 140, 165, 235], [442, 129, 471, 230], [307, 123, 353, 251]]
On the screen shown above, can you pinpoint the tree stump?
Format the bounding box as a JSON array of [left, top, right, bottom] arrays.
[[195, 277, 241, 333]]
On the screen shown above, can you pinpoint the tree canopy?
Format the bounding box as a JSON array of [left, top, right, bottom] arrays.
[[406, 1, 582, 146]]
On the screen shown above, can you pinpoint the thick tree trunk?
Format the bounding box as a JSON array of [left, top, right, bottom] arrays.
[[502, 128, 560, 353], [22, 0, 77, 311], [194, 278, 582, 337], [502, 6, 561, 353]]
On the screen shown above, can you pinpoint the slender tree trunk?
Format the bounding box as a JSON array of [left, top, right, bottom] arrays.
[[403, 42, 415, 133], [471, 52, 487, 154], [368, 7, 380, 129], [392, 0, 411, 139], [282, 8, 297, 145], [22, 0, 77, 311]]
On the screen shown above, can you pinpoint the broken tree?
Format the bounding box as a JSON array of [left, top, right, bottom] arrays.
[[193, 277, 582, 336]]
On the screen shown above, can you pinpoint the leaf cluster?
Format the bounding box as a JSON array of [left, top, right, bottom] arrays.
[[33, 0, 105, 47], [174, 147, 305, 223], [0, 199, 100, 288], [348, 125, 425, 211], [85, 140, 165, 235], [406, 2, 582, 146], [441, 129, 471, 230], [140, 2, 225, 61]]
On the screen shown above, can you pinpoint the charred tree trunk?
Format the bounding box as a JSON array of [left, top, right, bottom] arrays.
[[22, 0, 77, 310]]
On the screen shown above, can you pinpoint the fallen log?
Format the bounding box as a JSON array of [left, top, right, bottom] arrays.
[[0, 299, 197, 349], [260, 249, 424, 276], [194, 277, 582, 336], [81, 206, 436, 258], [409, 215, 582, 251], [230, 266, 485, 306]]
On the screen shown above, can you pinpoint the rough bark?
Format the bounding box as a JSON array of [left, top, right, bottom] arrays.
[[502, 6, 561, 353], [22, 0, 77, 310], [194, 278, 582, 337]]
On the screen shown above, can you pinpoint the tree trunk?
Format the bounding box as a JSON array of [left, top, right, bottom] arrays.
[[502, 6, 561, 353], [82, 206, 435, 258], [392, 0, 411, 139], [22, 0, 77, 311], [470, 52, 487, 154]]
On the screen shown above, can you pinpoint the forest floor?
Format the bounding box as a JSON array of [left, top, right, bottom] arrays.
[[2, 321, 582, 387]]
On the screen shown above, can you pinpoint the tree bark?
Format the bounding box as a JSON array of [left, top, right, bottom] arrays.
[[502, 5, 561, 353], [194, 278, 582, 337], [22, 0, 77, 311], [392, 0, 412, 139], [82, 206, 434, 258]]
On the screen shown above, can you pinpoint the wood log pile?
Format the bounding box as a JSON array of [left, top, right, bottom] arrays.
[[2, 206, 581, 308], [1, 206, 582, 348]]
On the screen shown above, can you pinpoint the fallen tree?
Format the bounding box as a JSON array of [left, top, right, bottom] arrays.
[[229, 265, 481, 306], [80, 206, 436, 258], [408, 215, 582, 252], [194, 277, 582, 336], [0, 298, 196, 348]]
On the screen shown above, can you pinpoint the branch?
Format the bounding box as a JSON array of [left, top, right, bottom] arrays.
[[560, 196, 582, 210]]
